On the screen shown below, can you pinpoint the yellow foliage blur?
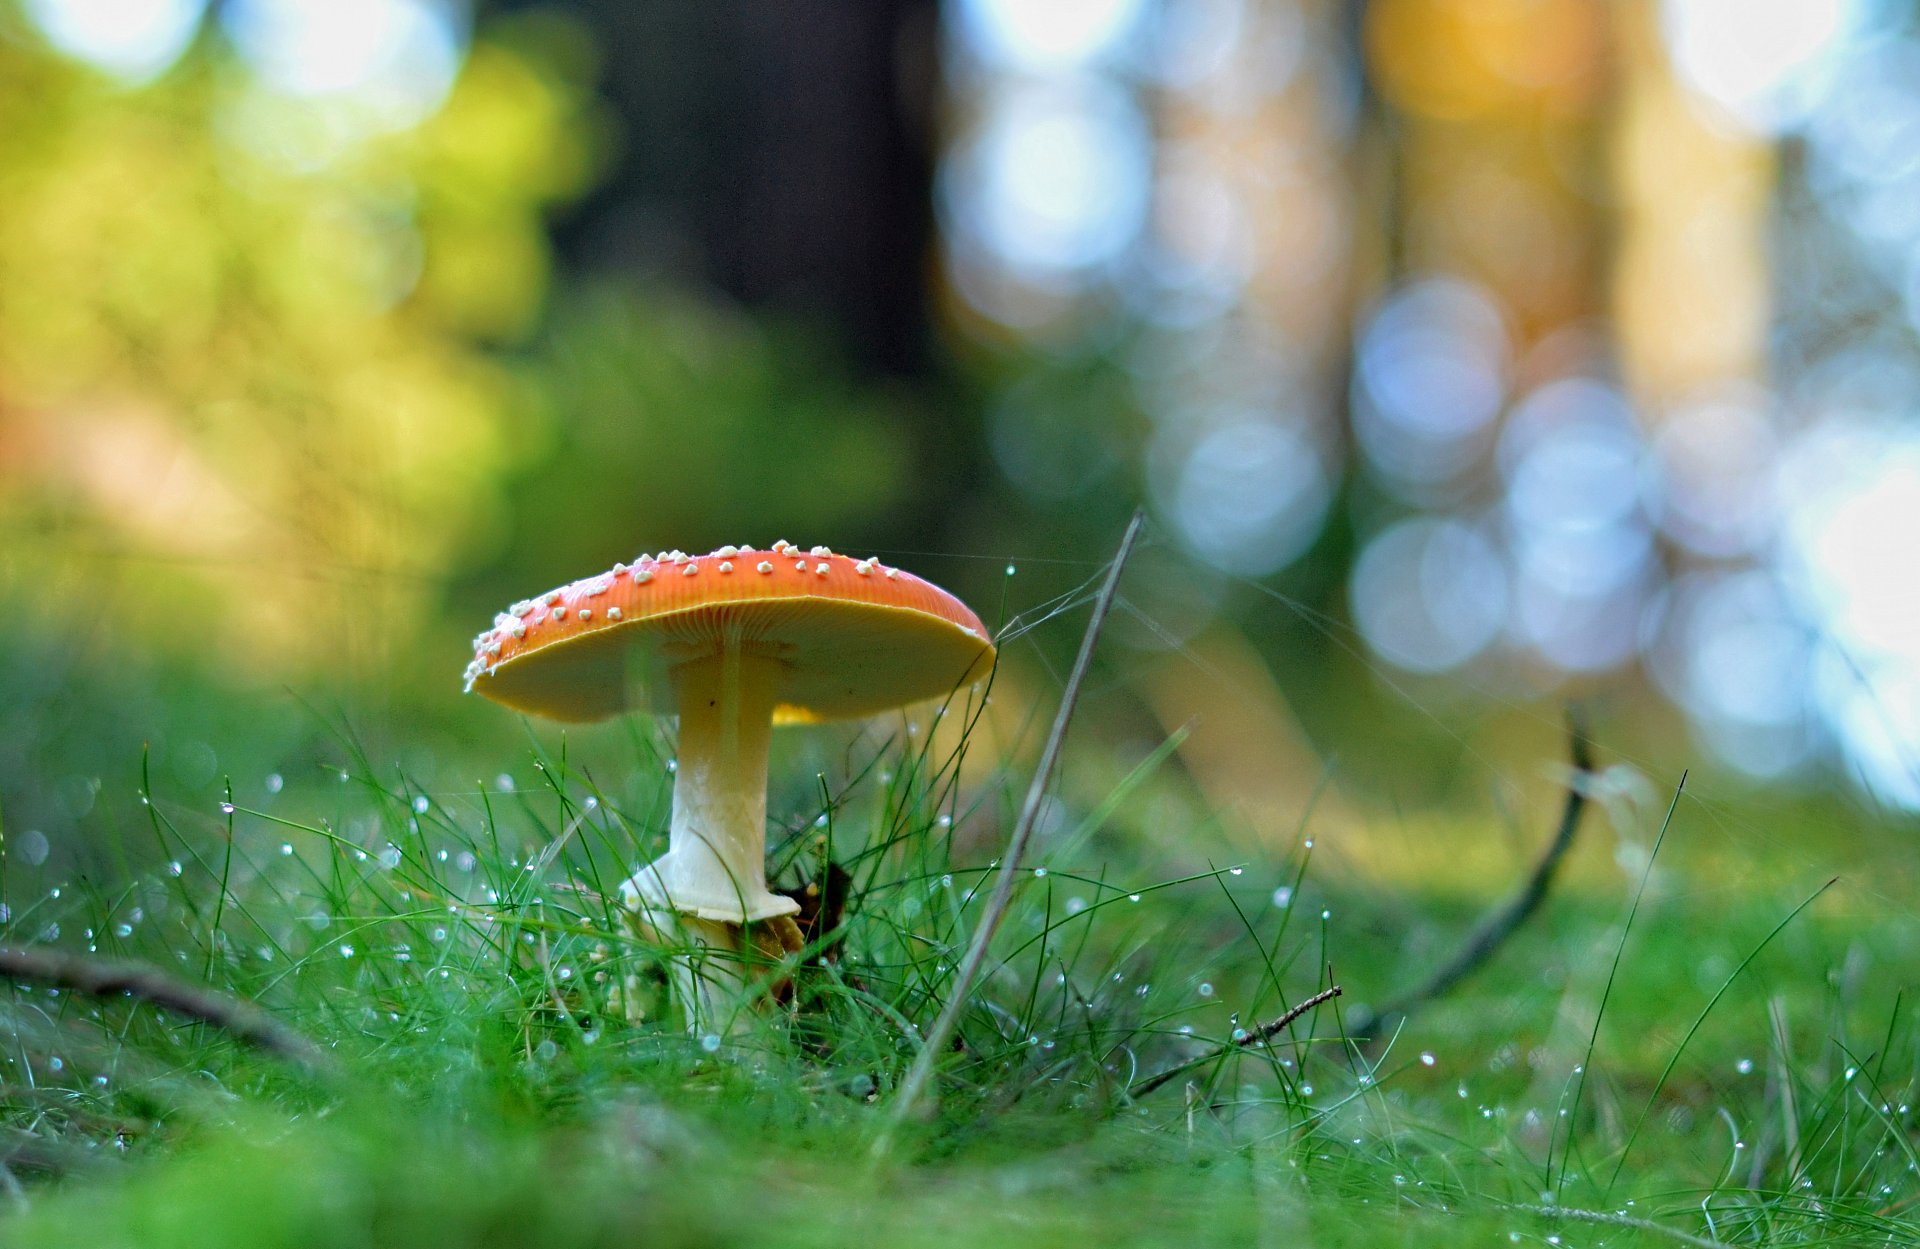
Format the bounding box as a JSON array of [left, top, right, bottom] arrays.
[[0, 17, 599, 676]]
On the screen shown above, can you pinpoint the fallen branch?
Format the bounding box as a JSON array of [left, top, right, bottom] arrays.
[[1343, 708, 1594, 1044], [0, 945, 332, 1072], [875, 510, 1145, 1152], [1130, 984, 1342, 1098]]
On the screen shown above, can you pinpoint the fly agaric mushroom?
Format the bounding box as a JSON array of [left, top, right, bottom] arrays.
[[464, 543, 995, 1030]]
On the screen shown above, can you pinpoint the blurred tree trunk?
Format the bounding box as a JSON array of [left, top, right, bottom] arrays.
[[493, 0, 941, 378]]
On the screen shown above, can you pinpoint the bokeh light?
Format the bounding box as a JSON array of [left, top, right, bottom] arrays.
[[1353, 277, 1509, 499], [1661, 0, 1858, 133], [1350, 517, 1508, 674], [1153, 419, 1330, 577], [221, 0, 464, 127], [23, 0, 206, 82]]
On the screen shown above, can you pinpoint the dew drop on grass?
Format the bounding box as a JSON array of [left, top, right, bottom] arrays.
[[666, 760, 678, 774], [1033, 868, 1047, 878], [219, 802, 235, 815], [938, 814, 952, 829], [1128, 893, 1141, 903], [1299, 1084, 1312, 1096], [584, 796, 598, 811], [166, 861, 182, 877], [1065, 896, 1086, 914], [280, 843, 293, 856], [495, 774, 515, 793], [1846, 1066, 1859, 1080], [1198, 982, 1214, 998], [339, 944, 355, 959], [1457, 1083, 1469, 1098], [48, 1057, 63, 1073], [1271, 887, 1293, 908], [413, 796, 430, 815], [1229, 867, 1243, 876], [534, 1039, 558, 1063], [699, 1034, 721, 1053], [113, 924, 132, 938], [266, 773, 283, 794], [456, 852, 477, 872], [1005, 564, 1016, 576], [1420, 1052, 1436, 1067], [431, 927, 447, 942], [1320, 909, 1331, 921], [377, 846, 402, 870]]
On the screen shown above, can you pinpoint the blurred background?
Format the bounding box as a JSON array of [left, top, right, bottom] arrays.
[[1, 0, 1917, 872]]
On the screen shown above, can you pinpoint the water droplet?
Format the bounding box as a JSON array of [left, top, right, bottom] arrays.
[[938, 814, 952, 828], [47, 1056, 63, 1073], [1299, 1084, 1313, 1096], [1271, 886, 1293, 908], [339, 944, 355, 958], [411, 795, 430, 814], [1229, 866, 1243, 876], [1128, 893, 1141, 903], [377, 845, 402, 870], [495, 774, 515, 792], [1846, 1066, 1859, 1080], [1005, 564, 1016, 576], [1032, 867, 1048, 878], [456, 851, 477, 872], [666, 759, 678, 773], [1420, 1052, 1436, 1067], [266, 773, 284, 794], [1735, 1057, 1754, 1074], [584, 796, 598, 811], [700, 1034, 721, 1053], [1303, 838, 1313, 849], [534, 1039, 558, 1062], [219, 802, 235, 815], [1198, 982, 1214, 998], [1320, 908, 1331, 920], [113, 923, 132, 938], [1065, 896, 1087, 915], [166, 860, 182, 877], [280, 842, 294, 856]]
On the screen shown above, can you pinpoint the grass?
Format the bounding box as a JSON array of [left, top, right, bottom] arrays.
[[0, 680, 1917, 1247]]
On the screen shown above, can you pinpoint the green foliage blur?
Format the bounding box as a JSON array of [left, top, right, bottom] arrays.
[[0, 2, 1013, 861]]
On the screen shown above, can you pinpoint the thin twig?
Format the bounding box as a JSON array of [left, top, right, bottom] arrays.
[[0, 945, 332, 1072], [1344, 708, 1594, 1043], [1131, 984, 1343, 1098], [1498, 1203, 1729, 1249], [875, 510, 1144, 1153]]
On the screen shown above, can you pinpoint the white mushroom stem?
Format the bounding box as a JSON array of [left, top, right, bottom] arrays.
[[620, 633, 800, 1031], [625, 640, 801, 923]]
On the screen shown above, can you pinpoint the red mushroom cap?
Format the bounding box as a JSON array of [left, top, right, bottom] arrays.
[[465, 545, 995, 724]]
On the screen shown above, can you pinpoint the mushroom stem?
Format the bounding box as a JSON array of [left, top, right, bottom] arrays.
[[621, 633, 800, 1031]]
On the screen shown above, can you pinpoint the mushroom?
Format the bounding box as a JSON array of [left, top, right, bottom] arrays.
[[465, 544, 995, 1031]]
